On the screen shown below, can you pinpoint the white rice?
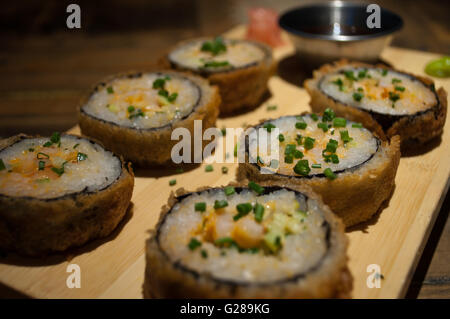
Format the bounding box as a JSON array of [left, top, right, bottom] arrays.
[[159, 188, 327, 283], [82, 73, 200, 129], [320, 67, 436, 115], [169, 39, 266, 71], [248, 115, 378, 176], [0, 135, 121, 199]]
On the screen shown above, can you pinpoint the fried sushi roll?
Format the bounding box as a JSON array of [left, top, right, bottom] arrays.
[[304, 60, 447, 148], [79, 71, 220, 166], [0, 133, 134, 256], [237, 112, 400, 227], [144, 183, 352, 298], [160, 37, 276, 115]]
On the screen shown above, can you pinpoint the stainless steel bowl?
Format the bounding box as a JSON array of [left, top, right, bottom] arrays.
[[279, 1, 403, 65]]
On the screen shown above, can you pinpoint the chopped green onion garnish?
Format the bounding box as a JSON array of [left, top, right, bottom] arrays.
[[36, 152, 49, 159], [381, 69, 388, 76], [312, 163, 322, 169], [332, 78, 344, 91], [51, 163, 66, 177], [343, 70, 357, 81], [263, 123, 276, 132], [200, 37, 227, 55], [106, 86, 114, 94], [310, 114, 319, 121], [205, 165, 213, 172], [296, 134, 303, 145], [195, 202, 206, 212], [188, 238, 202, 250], [73, 143, 80, 149], [152, 78, 166, 89], [201, 249, 208, 258], [295, 121, 307, 130], [285, 155, 293, 163], [0, 159, 6, 171], [395, 86, 405, 92], [331, 154, 339, 164], [317, 122, 329, 132], [234, 203, 253, 220], [77, 152, 88, 161], [333, 117, 347, 127], [38, 161, 45, 171], [322, 108, 336, 122], [224, 186, 235, 196], [253, 203, 264, 222], [169, 179, 176, 186], [50, 132, 60, 144], [257, 156, 264, 164], [286, 145, 302, 161], [352, 92, 364, 102], [266, 105, 277, 111], [203, 60, 230, 68], [129, 108, 144, 119], [221, 166, 228, 174], [28, 148, 34, 152], [304, 137, 315, 150], [294, 159, 310, 176], [322, 152, 332, 163], [340, 130, 353, 144], [221, 128, 226, 136], [352, 123, 363, 128], [358, 69, 368, 78], [324, 168, 337, 180], [214, 199, 228, 209], [248, 181, 264, 195], [176, 167, 184, 174], [325, 139, 338, 153], [42, 132, 61, 147], [214, 237, 235, 247], [158, 89, 169, 98], [389, 91, 400, 102], [127, 105, 135, 113], [285, 144, 297, 156], [278, 134, 285, 142], [293, 150, 304, 159], [167, 92, 178, 103], [392, 78, 402, 84]]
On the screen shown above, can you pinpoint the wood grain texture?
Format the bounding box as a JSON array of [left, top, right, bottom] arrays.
[[0, 25, 448, 298], [407, 190, 450, 299], [417, 215, 450, 298]]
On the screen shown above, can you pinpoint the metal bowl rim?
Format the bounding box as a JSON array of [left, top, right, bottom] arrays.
[[278, 2, 403, 42]]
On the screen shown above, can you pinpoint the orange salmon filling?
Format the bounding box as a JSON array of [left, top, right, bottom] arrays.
[[187, 186, 310, 254]]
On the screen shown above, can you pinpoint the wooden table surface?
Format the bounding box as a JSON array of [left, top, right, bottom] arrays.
[[0, 0, 448, 298]]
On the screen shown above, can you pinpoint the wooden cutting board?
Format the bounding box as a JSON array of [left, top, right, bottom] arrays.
[[0, 26, 449, 299]]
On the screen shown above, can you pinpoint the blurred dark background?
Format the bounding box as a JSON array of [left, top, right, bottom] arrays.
[[0, 0, 449, 298]]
